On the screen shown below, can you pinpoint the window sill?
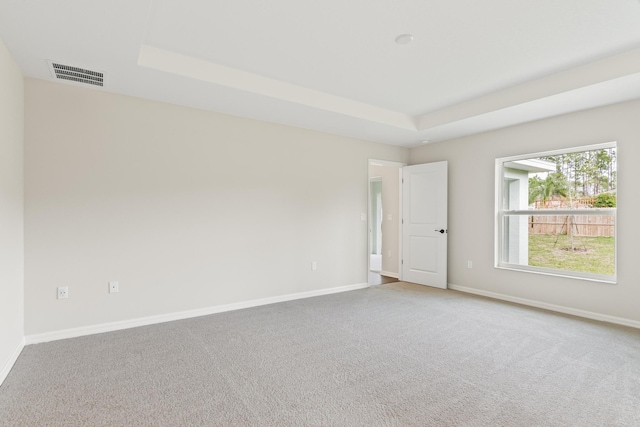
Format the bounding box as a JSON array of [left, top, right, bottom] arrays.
[[495, 264, 617, 285]]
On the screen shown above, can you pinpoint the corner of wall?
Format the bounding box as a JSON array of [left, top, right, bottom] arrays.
[[0, 37, 25, 386]]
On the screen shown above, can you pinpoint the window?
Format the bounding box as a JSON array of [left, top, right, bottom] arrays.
[[495, 142, 616, 283]]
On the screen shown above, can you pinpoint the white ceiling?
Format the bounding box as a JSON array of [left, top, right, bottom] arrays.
[[1, 0, 640, 147]]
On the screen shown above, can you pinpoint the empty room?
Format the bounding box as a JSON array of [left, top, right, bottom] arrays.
[[2, 1, 640, 425]]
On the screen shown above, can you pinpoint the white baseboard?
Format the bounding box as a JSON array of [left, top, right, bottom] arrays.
[[25, 282, 370, 345], [380, 271, 399, 279], [0, 338, 25, 386], [448, 284, 640, 329]]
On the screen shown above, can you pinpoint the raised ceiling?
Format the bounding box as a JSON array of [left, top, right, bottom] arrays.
[[1, 0, 640, 146]]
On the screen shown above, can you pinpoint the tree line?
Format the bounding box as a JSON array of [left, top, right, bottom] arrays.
[[529, 148, 616, 207]]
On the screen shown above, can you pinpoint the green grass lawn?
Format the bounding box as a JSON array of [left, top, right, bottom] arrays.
[[528, 234, 615, 276]]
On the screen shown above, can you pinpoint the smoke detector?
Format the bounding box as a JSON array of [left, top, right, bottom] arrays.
[[47, 60, 105, 87]]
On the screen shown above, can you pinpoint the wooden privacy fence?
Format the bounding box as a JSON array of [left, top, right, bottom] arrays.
[[528, 215, 615, 237], [533, 198, 597, 209]]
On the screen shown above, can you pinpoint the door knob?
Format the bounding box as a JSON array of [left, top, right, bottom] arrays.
[[434, 229, 446, 234]]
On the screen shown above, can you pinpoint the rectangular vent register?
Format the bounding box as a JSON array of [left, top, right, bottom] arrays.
[[48, 61, 104, 87]]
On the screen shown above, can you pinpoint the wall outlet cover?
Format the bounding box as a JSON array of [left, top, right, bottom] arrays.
[[57, 286, 69, 299]]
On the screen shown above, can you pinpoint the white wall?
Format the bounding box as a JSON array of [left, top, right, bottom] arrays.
[[410, 99, 640, 323], [369, 164, 400, 276], [0, 39, 24, 380], [24, 78, 408, 335]]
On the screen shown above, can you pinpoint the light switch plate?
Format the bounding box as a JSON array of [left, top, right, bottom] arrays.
[[108, 281, 119, 293]]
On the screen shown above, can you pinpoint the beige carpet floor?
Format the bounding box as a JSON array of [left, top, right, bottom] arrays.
[[1, 282, 640, 426]]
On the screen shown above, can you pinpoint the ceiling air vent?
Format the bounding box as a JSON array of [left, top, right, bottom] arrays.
[[48, 61, 105, 87]]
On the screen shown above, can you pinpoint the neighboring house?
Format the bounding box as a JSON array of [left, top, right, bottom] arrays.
[[502, 159, 556, 265]]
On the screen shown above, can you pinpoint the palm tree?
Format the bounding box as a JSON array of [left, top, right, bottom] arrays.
[[529, 173, 568, 207], [529, 173, 579, 250]]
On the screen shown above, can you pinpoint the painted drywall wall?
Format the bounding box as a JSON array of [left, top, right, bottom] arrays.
[[24, 78, 408, 335], [369, 164, 400, 276], [0, 39, 24, 379], [410, 99, 640, 322]]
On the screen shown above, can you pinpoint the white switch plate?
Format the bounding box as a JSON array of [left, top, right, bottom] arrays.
[[57, 286, 68, 299], [108, 281, 119, 293], [387, 214, 392, 221], [388, 250, 392, 257], [467, 261, 473, 269], [311, 261, 317, 271], [360, 213, 366, 221]]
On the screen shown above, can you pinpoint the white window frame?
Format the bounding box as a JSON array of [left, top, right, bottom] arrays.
[[495, 142, 617, 284]]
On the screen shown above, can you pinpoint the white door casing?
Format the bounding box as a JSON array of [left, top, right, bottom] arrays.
[[401, 161, 448, 288]]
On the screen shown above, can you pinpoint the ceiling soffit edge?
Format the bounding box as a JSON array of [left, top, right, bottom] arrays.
[[417, 47, 640, 131], [137, 44, 640, 142], [137, 44, 417, 131]]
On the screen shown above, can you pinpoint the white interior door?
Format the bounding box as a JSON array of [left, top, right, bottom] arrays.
[[401, 161, 448, 288]]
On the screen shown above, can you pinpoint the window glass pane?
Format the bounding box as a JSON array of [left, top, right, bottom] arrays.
[[503, 147, 617, 211], [502, 215, 615, 276]]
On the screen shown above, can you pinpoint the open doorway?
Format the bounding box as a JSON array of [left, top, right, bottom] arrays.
[[368, 159, 404, 285], [370, 178, 382, 272]]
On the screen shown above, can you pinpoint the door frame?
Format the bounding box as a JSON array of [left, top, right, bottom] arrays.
[[368, 159, 405, 284]]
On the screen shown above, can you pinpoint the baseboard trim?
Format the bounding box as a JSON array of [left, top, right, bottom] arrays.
[[0, 338, 25, 386], [25, 282, 370, 345], [380, 271, 399, 279], [448, 284, 640, 329]]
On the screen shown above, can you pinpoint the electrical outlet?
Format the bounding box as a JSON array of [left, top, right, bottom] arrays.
[[311, 261, 317, 271], [467, 261, 473, 269], [57, 286, 69, 299], [108, 281, 119, 293]]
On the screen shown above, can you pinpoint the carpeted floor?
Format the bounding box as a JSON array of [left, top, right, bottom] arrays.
[[1, 282, 640, 426]]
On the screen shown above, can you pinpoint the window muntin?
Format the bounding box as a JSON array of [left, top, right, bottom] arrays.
[[496, 143, 616, 283]]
